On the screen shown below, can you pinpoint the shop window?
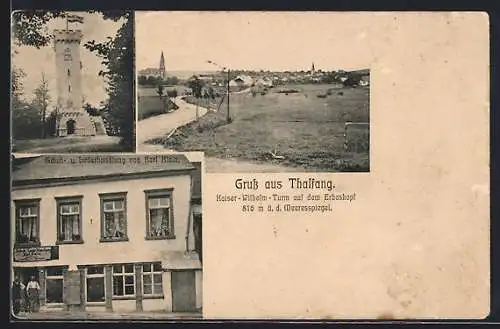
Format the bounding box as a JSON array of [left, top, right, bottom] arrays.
[[112, 264, 135, 297], [14, 199, 40, 246], [85, 265, 105, 303], [144, 189, 175, 240], [46, 266, 65, 304], [142, 263, 163, 296], [55, 196, 83, 244], [99, 193, 128, 242]]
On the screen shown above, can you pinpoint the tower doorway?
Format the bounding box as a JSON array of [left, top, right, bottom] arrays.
[[66, 119, 76, 135]]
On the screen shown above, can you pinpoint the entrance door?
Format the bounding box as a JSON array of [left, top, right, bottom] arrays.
[[63, 270, 82, 311], [66, 119, 76, 135], [171, 271, 196, 312]]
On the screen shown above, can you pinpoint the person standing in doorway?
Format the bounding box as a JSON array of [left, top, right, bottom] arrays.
[[11, 276, 25, 316], [26, 276, 40, 313]]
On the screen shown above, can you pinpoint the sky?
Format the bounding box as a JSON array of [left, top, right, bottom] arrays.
[[12, 12, 125, 108], [135, 11, 374, 73]]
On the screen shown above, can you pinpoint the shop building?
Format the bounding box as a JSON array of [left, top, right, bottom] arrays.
[[11, 154, 202, 313]]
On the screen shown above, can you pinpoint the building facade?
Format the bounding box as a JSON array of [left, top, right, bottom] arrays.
[[53, 29, 98, 137], [11, 154, 202, 313]]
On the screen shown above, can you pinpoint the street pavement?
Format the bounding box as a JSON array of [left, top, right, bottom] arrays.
[[13, 310, 202, 321]]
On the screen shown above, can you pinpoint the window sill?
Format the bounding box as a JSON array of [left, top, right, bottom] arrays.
[[112, 295, 136, 301], [100, 237, 129, 243], [45, 303, 64, 308], [14, 242, 41, 248], [143, 295, 164, 300], [145, 235, 176, 241], [56, 240, 84, 245]]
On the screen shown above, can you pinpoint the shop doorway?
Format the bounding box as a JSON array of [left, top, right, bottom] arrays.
[[15, 267, 39, 287], [14, 267, 40, 312], [171, 270, 196, 312]]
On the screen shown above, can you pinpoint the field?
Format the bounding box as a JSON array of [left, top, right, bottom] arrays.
[[153, 84, 370, 172]]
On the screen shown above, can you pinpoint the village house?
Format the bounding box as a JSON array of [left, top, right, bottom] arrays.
[[11, 154, 202, 314]]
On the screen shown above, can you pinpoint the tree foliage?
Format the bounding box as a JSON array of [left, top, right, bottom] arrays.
[[31, 73, 51, 137], [11, 11, 65, 48], [138, 75, 179, 86], [187, 76, 204, 98], [11, 67, 26, 102], [83, 11, 134, 148]]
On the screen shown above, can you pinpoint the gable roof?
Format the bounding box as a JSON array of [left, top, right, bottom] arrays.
[[12, 154, 195, 187]]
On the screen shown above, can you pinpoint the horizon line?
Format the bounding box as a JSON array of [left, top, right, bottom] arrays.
[[137, 67, 370, 72]]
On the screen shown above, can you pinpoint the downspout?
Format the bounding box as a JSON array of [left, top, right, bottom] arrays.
[[185, 174, 194, 253]]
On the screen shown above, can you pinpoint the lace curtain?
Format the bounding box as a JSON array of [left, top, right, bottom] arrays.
[[149, 197, 170, 237]]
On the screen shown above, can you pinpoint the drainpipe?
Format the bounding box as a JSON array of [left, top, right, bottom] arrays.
[[185, 175, 194, 253]]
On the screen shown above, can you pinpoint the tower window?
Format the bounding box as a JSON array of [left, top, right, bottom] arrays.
[[68, 85, 71, 92], [64, 48, 72, 61], [67, 69, 71, 77]]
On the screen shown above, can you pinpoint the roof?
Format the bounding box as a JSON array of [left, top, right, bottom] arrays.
[[12, 154, 195, 187]]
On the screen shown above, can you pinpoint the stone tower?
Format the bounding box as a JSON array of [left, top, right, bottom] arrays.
[[159, 51, 166, 79], [53, 29, 96, 136]]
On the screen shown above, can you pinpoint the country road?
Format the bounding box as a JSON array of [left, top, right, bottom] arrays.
[[137, 97, 208, 150]]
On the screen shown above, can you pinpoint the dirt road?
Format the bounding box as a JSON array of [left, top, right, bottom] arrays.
[[137, 98, 208, 151]]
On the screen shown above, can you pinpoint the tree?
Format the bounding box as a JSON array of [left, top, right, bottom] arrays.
[[12, 11, 135, 148], [156, 83, 169, 113], [188, 76, 204, 121], [12, 11, 66, 48], [11, 66, 44, 140], [31, 73, 51, 138], [188, 76, 204, 98], [167, 89, 178, 98], [84, 11, 134, 148], [137, 75, 148, 85], [11, 67, 26, 103], [343, 73, 362, 87]]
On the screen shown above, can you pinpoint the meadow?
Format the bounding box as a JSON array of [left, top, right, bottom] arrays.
[[153, 84, 370, 172]]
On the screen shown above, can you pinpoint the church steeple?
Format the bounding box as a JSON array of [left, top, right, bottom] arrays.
[[159, 51, 166, 79]]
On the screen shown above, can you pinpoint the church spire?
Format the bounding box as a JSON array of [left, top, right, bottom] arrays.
[[159, 51, 166, 79]]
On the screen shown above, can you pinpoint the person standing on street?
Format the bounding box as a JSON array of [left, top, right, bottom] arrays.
[[11, 276, 25, 316], [26, 276, 40, 313]]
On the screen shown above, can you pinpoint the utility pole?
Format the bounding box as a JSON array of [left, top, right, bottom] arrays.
[[207, 60, 231, 123]]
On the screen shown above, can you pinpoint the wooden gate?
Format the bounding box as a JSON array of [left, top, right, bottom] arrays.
[[171, 270, 196, 312]]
